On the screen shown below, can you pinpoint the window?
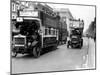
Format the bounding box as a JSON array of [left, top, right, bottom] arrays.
[[12, 3, 15, 11], [45, 27, 56, 35], [53, 30, 55, 35], [45, 28, 48, 35], [12, 13, 14, 19], [51, 28, 54, 35], [16, 5, 19, 10], [48, 27, 51, 35], [12, 3, 14, 11], [45, 27, 49, 35], [12, 14, 17, 19]]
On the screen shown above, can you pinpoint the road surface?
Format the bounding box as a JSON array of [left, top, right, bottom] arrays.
[[11, 37, 95, 74]]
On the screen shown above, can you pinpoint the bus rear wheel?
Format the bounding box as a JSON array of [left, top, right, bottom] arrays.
[[32, 46, 41, 58]]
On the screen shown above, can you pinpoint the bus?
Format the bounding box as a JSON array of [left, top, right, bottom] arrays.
[[12, 3, 60, 58]]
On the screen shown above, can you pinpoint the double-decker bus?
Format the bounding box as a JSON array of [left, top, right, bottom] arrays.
[[12, 3, 60, 58]]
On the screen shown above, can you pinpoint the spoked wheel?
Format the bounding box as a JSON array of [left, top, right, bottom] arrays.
[[32, 46, 41, 58], [12, 51, 17, 57]]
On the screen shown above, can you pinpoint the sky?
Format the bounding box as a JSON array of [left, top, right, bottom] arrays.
[[46, 3, 95, 32]]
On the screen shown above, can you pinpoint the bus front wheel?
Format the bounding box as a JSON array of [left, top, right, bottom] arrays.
[[12, 51, 17, 57], [32, 46, 41, 58]]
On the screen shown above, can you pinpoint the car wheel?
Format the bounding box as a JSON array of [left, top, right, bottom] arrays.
[[12, 51, 17, 57]]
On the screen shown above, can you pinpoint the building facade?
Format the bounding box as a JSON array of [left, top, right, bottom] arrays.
[[11, 0, 28, 32], [12, 0, 20, 20], [54, 8, 74, 36]]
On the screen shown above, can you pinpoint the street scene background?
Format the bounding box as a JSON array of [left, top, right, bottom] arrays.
[[12, 37, 95, 74], [11, 0, 96, 74]]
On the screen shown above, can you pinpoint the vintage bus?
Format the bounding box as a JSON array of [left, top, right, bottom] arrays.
[[12, 3, 60, 58]]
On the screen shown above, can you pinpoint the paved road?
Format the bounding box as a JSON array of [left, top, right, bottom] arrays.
[[11, 37, 95, 74]]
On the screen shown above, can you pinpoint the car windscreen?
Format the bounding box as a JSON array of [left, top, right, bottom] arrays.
[[15, 20, 40, 35]]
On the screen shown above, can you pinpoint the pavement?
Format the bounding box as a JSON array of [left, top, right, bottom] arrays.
[[11, 37, 96, 74]]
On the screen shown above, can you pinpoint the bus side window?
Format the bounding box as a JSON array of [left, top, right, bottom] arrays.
[[56, 30, 58, 35], [51, 28, 54, 35], [53, 29, 55, 35], [45, 28, 48, 35], [45, 27, 49, 35], [49, 27, 51, 35]]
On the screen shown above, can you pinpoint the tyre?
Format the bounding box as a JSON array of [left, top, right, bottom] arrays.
[[67, 41, 70, 48], [12, 51, 17, 57], [32, 46, 41, 58], [64, 41, 66, 44], [67, 44, 69, 48], [71, 44, 74, 48]]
